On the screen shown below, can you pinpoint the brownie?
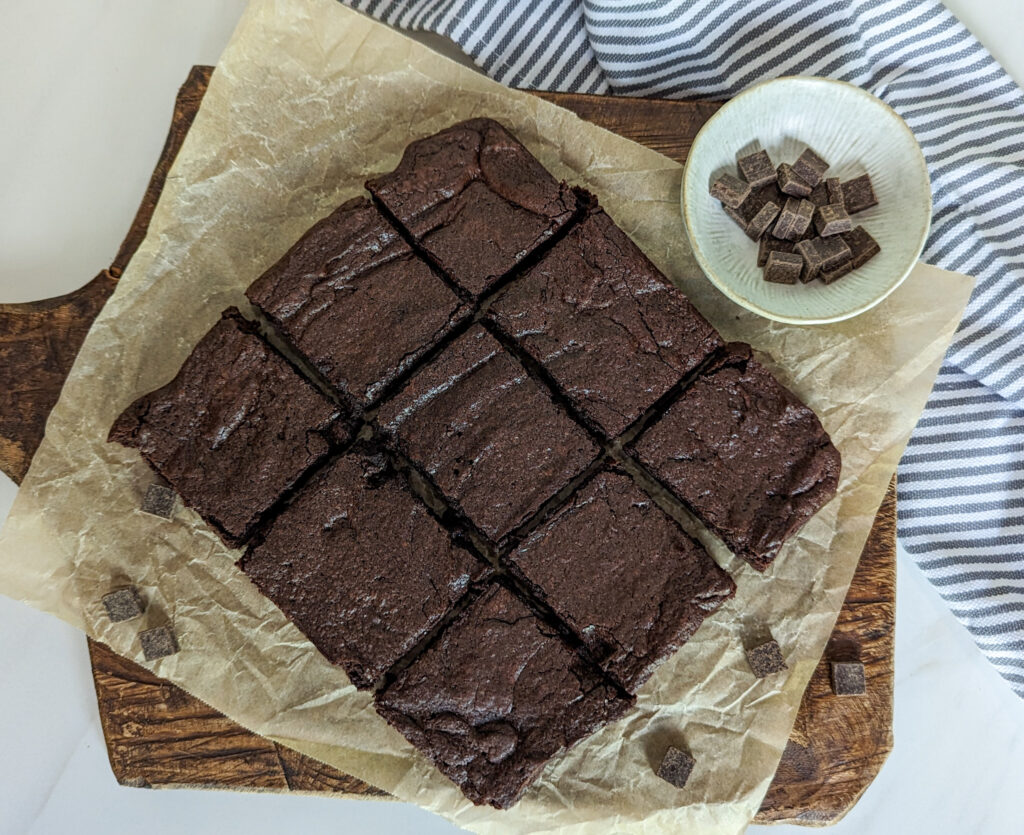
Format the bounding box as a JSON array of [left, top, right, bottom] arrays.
[[506, 469, 735, 692], [376, 325, 599, 542], [247, 197, 471, 411], [630, 343, 841, 571], [108, 309, 345, 548], [366, 118, 578, 299], [239, 449, 484, 689], [374, 584, 634, 808], [488, 209, 723, 438]]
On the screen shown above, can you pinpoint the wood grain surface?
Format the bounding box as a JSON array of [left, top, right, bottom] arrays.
[[0, 66, 893, 825]]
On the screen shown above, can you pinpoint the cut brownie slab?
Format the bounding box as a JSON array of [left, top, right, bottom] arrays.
[[239, 449, 485, 689], [374, 584, 634, 808], [108, 309, 346, 548], [630, 343, 841, 571], [488, 208, 723, 438], [376, 325, 599, 542], [247, 197, 471, 411], [366, 118, 578, 299], [507, 469, 735, 692]]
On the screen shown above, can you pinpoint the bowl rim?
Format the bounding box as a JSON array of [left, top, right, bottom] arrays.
[[682, 75, 932, 325]]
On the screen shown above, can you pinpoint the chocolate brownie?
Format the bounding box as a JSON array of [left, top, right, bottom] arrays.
[[630, 343, 841, 571], [239, 449, 484, 689], [488, 208, 723, 438], [108, 309, 345, 548], [507, 469, 735, 692], [366, 118, 578, 299], [374, 584, 634, 808], [376, 325, 599, 542], [247, 197, 471, 411]]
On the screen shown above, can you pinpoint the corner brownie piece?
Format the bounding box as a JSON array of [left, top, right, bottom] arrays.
[[246, 197, 471, 411], [366, 118, 578, 299], [488, 208, 723, 438], [630, 343, 840, 571], [239, 449, 485, 689], [108, 309, 345, 548], [507, 469, 735, 692], [375, 584, 633, 808], [376, 325, 599, 542]]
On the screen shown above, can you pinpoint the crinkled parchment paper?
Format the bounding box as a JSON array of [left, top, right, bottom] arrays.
[[0, 1, 973, 832]]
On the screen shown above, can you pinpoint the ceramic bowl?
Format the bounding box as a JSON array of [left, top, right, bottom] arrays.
[[682, 76, 931, 324]]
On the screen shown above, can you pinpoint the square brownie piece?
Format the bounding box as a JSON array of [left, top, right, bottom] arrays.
[[506, 469, 735, 692], [376, 325, 599, 542], [239, 449, 485, 689], [374, 584, 634, 808], [366, 118, 578, 299], [630, 344, 841, 571], [247, 197, 471, 411], [489, 209, 723, 439], [108, 309, 346, 548]]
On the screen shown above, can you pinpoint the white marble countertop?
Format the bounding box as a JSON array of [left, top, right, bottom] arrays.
[[2, 2, 1023, 833]]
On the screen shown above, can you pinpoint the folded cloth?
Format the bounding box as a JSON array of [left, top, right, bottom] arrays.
[[344, 0, 1024, 698]]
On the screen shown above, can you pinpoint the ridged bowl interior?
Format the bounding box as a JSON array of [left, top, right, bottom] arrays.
[[683, 77, 931, 324]]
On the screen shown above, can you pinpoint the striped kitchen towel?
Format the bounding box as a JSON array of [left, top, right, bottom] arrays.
[[344, 0, 1024, 697]]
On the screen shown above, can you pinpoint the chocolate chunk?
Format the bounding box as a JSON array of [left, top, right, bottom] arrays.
[[723, 204, 748, 229], [830, 661, 866, 695], [826, 177, 844, 205], [808, 182, 829, 208], [820, 259, 854, 285], [763, 251, 804, 284], [774, 198, 814, 241], [843, 174, 878, 214], [814, 204, 853, 237], [841, 225, 881, 268], [710, 172, 752, 208], [746, 201, 780, 240], [757, 236, 795, 266], [796, 236, 852, 282], [139, 626, 179, 660], [737, 150, 777, 188], [791, 147, 829, 188], [745, 639, 788, 677], [141, 484, 176, 519], [101, 587, 145, 623], [777, 163, 812, 198], [657, 746, 695, 789]]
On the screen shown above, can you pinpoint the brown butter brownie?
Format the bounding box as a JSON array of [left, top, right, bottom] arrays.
[[630, 343, 841, 570], [366, 118, 578, 299], [108, 309, 345, 548], [488, 208, 723, 438], [507, 469, 735, 692], [239, 449, 485, 689], [376, 325, 599, 542], [247, 197, 471, 411], [374, 584, 634, 808]]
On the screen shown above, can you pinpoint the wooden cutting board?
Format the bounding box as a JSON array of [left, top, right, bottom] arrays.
[[0, 66, 894, 826]]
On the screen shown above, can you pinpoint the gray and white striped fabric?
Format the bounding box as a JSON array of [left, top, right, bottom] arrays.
[[344, 0, 1024, 697]]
